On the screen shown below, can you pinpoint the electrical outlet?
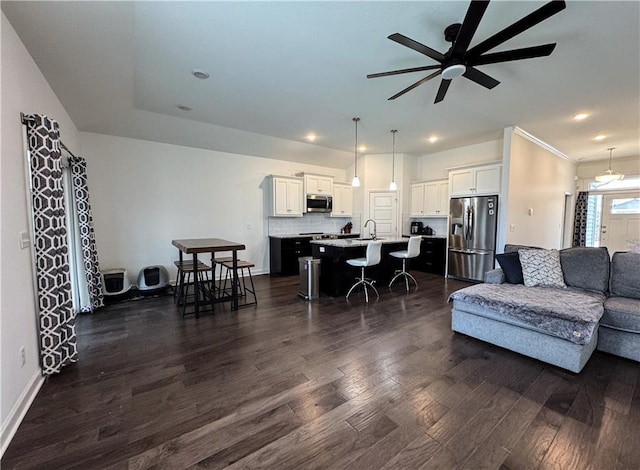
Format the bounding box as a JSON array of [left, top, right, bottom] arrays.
[[19, 347, 26, 367], [246, 223, 252, 230]]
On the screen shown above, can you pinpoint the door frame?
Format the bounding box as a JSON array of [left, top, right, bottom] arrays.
[[367, 190, 399, 238]]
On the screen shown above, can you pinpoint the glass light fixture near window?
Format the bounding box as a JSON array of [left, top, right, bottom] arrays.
[[389, 129, 398, 191], [352, 117, 361, 187], [595, 147, 624, 183]]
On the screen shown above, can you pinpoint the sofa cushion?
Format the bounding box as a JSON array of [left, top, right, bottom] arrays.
[[496, 252, 523, 284], [602, 297, 640, 332], [559, 246, 610, 294], [610, 252, 640, 299], [519, 249, 566, 288], [450, 283, 605, 345]]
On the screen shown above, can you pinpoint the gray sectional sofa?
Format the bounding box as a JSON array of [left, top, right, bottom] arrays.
[[449, 246, 640, 373]]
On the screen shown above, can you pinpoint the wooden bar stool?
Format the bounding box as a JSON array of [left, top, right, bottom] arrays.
[[211, 256, 234, 296], [221, 259, 257, 307], [346, 240, 383, 302], [389, 236, 422, 291], [173, 260, 213, 316]]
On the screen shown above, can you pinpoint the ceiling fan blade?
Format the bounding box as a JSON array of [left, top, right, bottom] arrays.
[[434, 79, 452, 103], [470, 44, 557, 66], [388, 70, 442, 100], [452, 0, 490, 56], [367, 65, 441, 79], [467, 0, 566, 58], [388, 33, 445, 63], [462, 67, 500, 89]]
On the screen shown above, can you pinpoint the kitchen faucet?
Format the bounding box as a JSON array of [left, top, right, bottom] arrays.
[[364, 219, 377, 240]]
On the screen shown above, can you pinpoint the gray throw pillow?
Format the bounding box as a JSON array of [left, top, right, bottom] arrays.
[[519, 249, 566, 288]]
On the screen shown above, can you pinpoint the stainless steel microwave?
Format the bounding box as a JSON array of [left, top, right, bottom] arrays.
[[306, 194, 333, 213]]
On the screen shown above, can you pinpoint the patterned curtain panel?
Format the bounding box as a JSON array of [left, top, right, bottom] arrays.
[[572, 191, 590, 247], [25, 114, 78, 375], [68, 157, 104, 312]]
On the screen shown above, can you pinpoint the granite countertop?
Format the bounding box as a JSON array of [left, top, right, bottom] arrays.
[[310, 236, 408, 248], [402, 234, 447, 239], [269, 233, 360, 239]]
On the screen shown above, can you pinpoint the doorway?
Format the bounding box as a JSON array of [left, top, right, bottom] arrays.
[[600, 191, 640, 253], [367, 191, 398, 238]]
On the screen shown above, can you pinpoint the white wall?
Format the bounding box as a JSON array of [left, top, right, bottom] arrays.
[[417, 139, 503, 180], [79, 132, 347, 283], [503, 131, 577, 249], [1, 13, 80, 454]]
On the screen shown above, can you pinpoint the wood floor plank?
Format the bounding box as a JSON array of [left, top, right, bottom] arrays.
[[2, 273, 639, 470]]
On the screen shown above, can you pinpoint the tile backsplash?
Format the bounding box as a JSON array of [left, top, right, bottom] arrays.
[[268, 214, 352, 236]]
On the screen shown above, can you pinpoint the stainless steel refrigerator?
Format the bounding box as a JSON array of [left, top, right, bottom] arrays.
[[448, 195, 498, 282]]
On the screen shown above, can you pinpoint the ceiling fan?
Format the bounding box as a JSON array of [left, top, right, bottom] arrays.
[[367, 0, 566, 103]]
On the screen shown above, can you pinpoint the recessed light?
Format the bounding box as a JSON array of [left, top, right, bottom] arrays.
[[305, 133, 317, 142], [177, 105, 192, 111], [573, 113, 589, 121], [428, 135, 438, 143], [358, 145, 367, 152], [191, 69, 210, 79], [594, 135, 607, 141]]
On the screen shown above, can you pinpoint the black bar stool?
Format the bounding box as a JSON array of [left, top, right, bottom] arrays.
[[221, 259, 257, 307], [173, 260, 213, 316]]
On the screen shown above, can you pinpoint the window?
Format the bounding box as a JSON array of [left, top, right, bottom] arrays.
[[609, 197, 640, 215], [590, 176, 640, 191], [585, 194, 602, 247]]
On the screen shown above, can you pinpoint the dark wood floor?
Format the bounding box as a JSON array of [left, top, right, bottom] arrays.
[[3, 272, 640, 469]]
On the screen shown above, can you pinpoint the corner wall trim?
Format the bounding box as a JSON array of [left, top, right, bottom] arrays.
[[1, 370, 44, 458], [511, 126, 572, 161]]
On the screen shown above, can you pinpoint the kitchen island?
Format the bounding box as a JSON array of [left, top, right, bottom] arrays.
[[310, 237, 408, 297]]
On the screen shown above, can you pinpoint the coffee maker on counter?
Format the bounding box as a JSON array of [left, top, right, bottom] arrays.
[[411, 221, 434, 235]]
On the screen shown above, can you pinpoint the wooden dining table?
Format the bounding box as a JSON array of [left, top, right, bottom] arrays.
[[171, 238, 246, 317]]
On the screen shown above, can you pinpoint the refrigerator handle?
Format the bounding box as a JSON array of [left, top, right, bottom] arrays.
[[465, 205, 474, 240]]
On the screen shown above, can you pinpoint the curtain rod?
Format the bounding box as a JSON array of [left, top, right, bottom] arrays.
[[21, 112, 79, 159]]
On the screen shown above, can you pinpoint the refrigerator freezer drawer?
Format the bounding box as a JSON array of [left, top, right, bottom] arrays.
[[447, 249, 495, 282]]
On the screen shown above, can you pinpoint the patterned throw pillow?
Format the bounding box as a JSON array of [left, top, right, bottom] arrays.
[[519, 249, 566, 288]]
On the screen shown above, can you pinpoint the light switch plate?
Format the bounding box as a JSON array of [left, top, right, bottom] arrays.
[[19, 231, 30, 249]]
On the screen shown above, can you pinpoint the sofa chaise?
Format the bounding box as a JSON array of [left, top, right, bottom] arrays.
[[449, 246, 639, 373]]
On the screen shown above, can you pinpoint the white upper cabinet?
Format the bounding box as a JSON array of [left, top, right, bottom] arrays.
[[410, 179, 448, 217], [331, 182, 353, 217], [299, 173, 334, 195], [267, 176, 303, 217], [449, 163, 501, 197]]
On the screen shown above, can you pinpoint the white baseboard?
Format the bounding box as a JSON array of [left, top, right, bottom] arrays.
[[1, 368, 44, 458]]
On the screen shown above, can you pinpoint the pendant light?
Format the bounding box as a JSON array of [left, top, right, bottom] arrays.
[[389, 129, 398, 191], [595, 147, 624, 183], [352, 117, 361, 187]]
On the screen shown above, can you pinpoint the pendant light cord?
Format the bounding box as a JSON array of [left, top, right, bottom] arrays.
[[353, 117, 360, 175], [391, 129, 397, 182], [607, 147, 615, 170]]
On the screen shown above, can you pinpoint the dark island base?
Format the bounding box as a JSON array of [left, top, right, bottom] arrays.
[[312, 241, 408, 297]]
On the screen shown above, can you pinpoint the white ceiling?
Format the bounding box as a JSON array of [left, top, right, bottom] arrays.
[[3, 1, 639, 169]]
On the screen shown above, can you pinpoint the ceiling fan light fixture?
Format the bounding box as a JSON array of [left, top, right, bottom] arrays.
[[442, 63, 466, 80], [595, 147, 624, 183]]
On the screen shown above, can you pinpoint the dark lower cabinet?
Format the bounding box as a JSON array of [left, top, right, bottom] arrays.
[[269, 237, 312, 276], [415, 237, 446, 275]]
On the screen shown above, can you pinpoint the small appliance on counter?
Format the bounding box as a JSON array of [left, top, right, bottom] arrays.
[[410, 221, 423, 234], [422, 225, 434, 235]]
